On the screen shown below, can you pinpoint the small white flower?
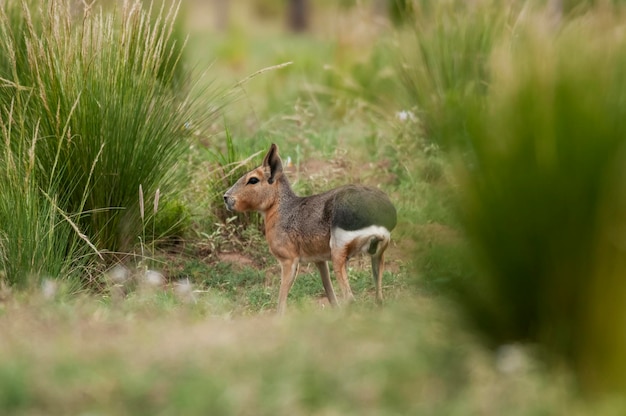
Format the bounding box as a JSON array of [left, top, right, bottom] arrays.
[[396, 110, 416, 122], [107, 265, 130, 284], [144, 270, 165, 286], [41, 279, 57, 299], [495, 344, 528, 374], [174, 278, 195, 303]]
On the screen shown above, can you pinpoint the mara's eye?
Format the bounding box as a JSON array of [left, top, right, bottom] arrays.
[[246, 177, 260, 185]]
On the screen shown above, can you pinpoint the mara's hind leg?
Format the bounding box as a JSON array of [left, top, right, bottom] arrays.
[[371, 251, 385, 305], [316, 261, 338, 307], [331, 252, 355, 304], [368, 235, 388, 305]]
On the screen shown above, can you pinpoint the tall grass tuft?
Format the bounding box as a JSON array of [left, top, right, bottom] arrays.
[[0, 103, 96, 287], [455, 8, 626, 394], [0, 0, 215, 253], [399, 0, 515, 148]]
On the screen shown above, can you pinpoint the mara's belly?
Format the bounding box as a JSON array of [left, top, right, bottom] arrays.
[[299, 252, 331, 263], [297, 234, 332, 263], [267, 232, 332, 263], [299, 243, 332, 263]]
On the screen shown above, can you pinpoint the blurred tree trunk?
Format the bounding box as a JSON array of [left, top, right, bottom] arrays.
[[373, 0, 388, 17], [287, 0, 309, 32], [213, 0, 230, 32]]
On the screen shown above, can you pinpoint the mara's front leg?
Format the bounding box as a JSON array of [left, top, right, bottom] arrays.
[[277, 257, 300, 315]]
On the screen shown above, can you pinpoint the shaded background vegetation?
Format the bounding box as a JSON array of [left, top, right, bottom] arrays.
[[0, 0, 626, 413]]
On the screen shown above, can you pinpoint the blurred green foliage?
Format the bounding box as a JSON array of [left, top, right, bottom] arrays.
[[399, 0, 513, 149], [400, 0, 626, 395]]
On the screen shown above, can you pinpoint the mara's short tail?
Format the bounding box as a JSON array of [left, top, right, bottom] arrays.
[[367, 234, 389, 256]]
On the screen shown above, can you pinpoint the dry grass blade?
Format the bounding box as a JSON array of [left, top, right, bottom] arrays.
[[41, 190, 104, 260], [234, 62, 293, 87], [206, 150, 263, 179]]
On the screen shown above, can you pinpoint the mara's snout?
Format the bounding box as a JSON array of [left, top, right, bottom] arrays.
[[224, 143, 396, 315], [223, 193, 235, 211]]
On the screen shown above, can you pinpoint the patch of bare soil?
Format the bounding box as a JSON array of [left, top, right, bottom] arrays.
[[217, 252, 258, 269], [415, 223, 461, 246], [410, 223, 463, 261], [285, 150, 397, 190]]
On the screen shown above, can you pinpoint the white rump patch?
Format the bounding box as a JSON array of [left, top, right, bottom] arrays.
[[330, 225, 391, 256]]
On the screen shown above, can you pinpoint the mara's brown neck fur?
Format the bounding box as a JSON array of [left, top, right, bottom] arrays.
[[263, 176, 297, 250], [263, 174, 295, 221]]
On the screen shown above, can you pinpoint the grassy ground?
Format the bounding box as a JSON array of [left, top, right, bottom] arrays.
[[0, 290, 586, 415], [0, 1, 623, 414]]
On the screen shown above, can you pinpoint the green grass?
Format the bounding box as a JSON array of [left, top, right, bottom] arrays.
[[0, 0, 220, 255], [0, 103, 96, 288], [0, 294, 587, 415], [1, 0, 626, 414]]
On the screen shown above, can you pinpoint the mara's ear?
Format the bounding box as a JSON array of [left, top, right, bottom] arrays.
[[262, 143, 283, 184]]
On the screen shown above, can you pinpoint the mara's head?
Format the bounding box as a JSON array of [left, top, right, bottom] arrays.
[[223, 143, 284, 213]]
